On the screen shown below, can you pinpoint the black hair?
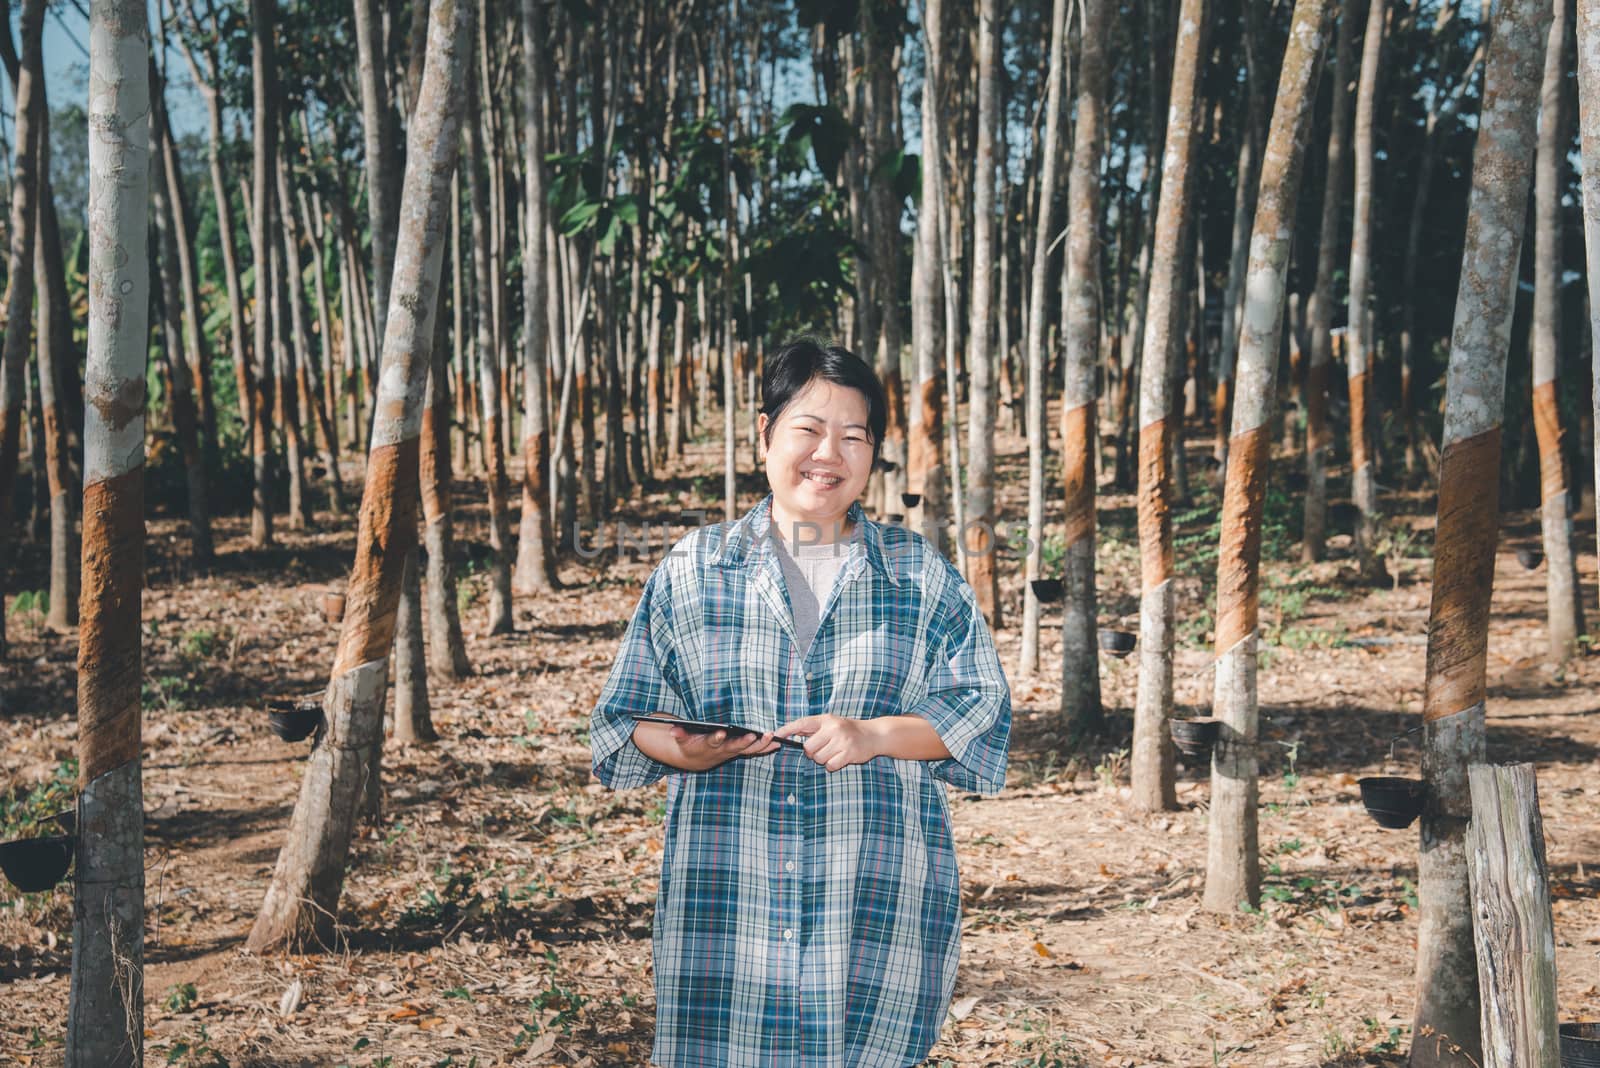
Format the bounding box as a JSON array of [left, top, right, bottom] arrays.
[[759, 336, 887, 458]]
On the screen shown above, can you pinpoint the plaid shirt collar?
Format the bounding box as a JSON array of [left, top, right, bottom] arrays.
[[710, 495, 900, 587]]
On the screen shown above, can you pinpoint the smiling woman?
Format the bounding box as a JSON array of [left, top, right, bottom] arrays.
[[590, 337, 1012, 1068]]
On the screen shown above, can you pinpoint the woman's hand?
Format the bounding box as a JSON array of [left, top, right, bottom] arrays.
[[632, 722, 781, 773], [776, 714, 882, 773], [776, 714, 952, 772]]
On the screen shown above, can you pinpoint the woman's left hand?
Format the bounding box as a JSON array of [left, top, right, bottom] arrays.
[[776, 715, 881, 773]]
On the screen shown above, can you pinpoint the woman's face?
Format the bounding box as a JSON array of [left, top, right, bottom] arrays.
[[758, 377, 874, 539]]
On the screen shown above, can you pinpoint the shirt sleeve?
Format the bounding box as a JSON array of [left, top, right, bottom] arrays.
[[907, 560, 1012, 795], [590, 566, 687, 789]]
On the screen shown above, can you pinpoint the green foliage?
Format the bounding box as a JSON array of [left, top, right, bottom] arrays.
[[8, 589, 48, 619], [0, 760, 76, 842], [165, 982, 200, 1013]]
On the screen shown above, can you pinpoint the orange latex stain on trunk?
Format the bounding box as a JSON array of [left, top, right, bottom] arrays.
[[522, 428, 551, 508], [78, 466, 145, 784], [1212, 378, 1232, 453], [1425, 427, 1501, 722], [1348, 370, 1371, 471], [1061, 402, 1095, 548], [421, 394, 450, 526], [1532, 380, 1566, 504], [334, 438, 422, 674], [1137, 419, 1173, 589], [1213, 426, 1269, 657], [1305, 361, 1330, 450], [908, 375, 943, 490]]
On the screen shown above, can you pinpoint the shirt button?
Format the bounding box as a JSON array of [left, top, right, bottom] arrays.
[[786, 793, 797, 805], [805, 671, 814, 681], [785, 860, 796, 873], [783, 929, 794, 941]]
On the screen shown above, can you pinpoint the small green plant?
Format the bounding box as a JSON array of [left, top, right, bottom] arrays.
[[166, 1024, 229, 1067], [1278, 740, 1302, 792], [8, 588, 48, 618], [165, 982, 199, 1013], [1094, 747, 1129, 791], [1365, 1017, 1405, 1053], [180, 627, 220, 660], [1, 759, 76, 841], [514, 978, 589, 1045]]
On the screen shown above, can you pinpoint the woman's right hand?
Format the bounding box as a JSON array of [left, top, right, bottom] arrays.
[[632, 722, 781, 772]]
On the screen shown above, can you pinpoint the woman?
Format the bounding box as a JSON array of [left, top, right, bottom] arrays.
[[590, 337, 1010, 1067]]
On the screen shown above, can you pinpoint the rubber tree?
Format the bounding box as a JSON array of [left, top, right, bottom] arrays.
[[466, 9, 514, 635], [1060, 0, 1110, 736], [248, 0, 469, 950], [0, 0, 43, 659], [1131, 0, 1208, 812], [1019, 0, 1068, 675], [67, 1, 150, 1061], [1581, 0, 1600, 612], [1203, 0, 1329, 913], [1346, 0, 1387, 582], [1532, 0, 1582, 664], [247, 0, 278, 547], [908, 0, 946, 552], [1303, 0, 1359, 562], [1412, 0, 1550, 1059], [965, 0, 1001, 629], [863, 0, 906, 516], [514, 0, 560, 595]]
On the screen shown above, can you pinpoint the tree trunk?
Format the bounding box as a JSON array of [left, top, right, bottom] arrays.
[[1465, 763, 1560, 1068], [67, 1, 149, 1060], [1060, 0, 1109, 737], [1213, 7, 1265, 479], [354, 0, 402, 345], [249, 0, 278, 548], [467, 20, 515, 635], [864, 6, 906, 517], [1413, 1, 1550, 1060], [1532, 0, 1581, 664], [908, 0, 946, 553], [965, 0, 1000, 629], [33, 91, 79, 628], [248, 0, 468, 952], [1579, 0, 1600, 646], [721, 6, 738, 522], [0, 0, 43, 659], [1304, 0, 1360, 563], [421, 285, 471, 679], [391, 546, 436, 744], [1132, 0, 1208, 814], [516, 0, 560, 594], [275, 158, 313, 530], [1020, 0, 1068, 675], [1202, 0, 1329, 912], [151, 76, 214, 561], [1347, 0, 1388, 583]]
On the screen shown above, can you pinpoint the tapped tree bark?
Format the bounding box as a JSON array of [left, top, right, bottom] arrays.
[[863, 0, 906, 516], [1413, 0, 1551, 1060], [1532, 0, 1581, 664], [1347, 0, 1388, 583], [1303, 0, 1360, 563], [248, 0, 469, 952], [1132, 0, 1208, 814], [1020, 0, 1068, 676], [1580, 0, 1600, 630], [68, 0, 150, 1061], [0, 0, 44, 659], [1060, 0, 1110, 737], [1203, 0, 1329, 913], [421, 281, 471, 679]]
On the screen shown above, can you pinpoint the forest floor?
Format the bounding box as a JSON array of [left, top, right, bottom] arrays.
[[4, 414, 1600, 1068]]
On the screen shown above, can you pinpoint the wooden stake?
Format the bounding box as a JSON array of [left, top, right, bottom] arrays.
[[1466, 762, 1560, 1068]]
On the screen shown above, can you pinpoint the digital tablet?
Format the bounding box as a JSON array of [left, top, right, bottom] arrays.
[[630, 714, 808, 749]]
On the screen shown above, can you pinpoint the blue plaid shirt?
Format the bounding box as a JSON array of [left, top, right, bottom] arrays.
[[591, 497, 1011, 1068]]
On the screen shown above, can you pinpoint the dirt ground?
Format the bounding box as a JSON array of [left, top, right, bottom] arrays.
[[4, 423, 1600, 1068]]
